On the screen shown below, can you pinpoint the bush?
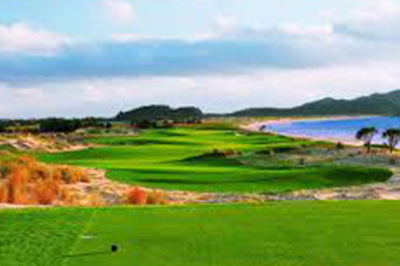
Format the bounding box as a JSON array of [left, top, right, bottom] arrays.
[[0, 184, 9, 203], [8, 168, 30, 204], [147, 190, 167, 205], [126, 187, 167, 205], [0, 156, 89, 205], [54, 166, 86, 184], [33, 179, 60, 205], [126, 187, 147, 205]]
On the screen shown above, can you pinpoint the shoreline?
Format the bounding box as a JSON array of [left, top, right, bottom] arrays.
[[241, 116, 370, 147]]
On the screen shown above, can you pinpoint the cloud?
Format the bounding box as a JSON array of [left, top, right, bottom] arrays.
[[214, 15, 240, 33], [101, 0, 135, 24], [2, 1, 400, 118], [0, 23, 70, 56], [2, 60, 400, 118], [2, 1, 400, 83], [0, 35, 336, 84], [334, 0, 400, 41]]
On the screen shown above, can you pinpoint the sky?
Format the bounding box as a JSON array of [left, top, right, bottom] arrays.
[[1, 0, 400, 118]]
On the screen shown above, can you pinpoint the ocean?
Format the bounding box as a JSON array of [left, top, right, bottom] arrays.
[[263, 117, 400, 144]]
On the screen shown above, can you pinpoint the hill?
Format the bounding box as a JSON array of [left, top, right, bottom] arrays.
[[116, 105, 203, 122], [116, 90, 400, 119], [230, 89, 400, 117]]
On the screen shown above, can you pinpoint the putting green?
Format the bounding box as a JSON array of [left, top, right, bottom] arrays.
[[39, 127, 391, 193], [2, 202, 400, 266]]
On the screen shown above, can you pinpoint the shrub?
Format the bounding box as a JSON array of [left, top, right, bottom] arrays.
[[86, 193, 105, 206], [147, 190, 167, 205], [28, 163, 52, 182], [126, 187, 147, 205], [0, 156, 89, 205], [0, 183, 8, 203], [389, 157, 397, 165], [58, 187, 75, 206], [0, 165, 10, 179], [336, 142, 345, 151], [33, 179, 60, 205], [126, 187, 167, 205], [8, 168, 30, 204]]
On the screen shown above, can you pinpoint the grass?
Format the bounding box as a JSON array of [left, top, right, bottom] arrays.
[[2, 202, 400, 266], [38, 127, 391, 193], [0, 154, 87, 205], [0, 208, 91, 266]]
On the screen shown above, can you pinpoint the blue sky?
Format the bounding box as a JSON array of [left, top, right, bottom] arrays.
[[1, 0, 400, 117], [0, 0, 363, 39]]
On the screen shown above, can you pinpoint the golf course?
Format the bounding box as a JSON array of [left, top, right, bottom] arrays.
[[2, 202, 400, 266], [1, 122, 399, 266], [38, 126, 391, 193], [4, 0, 400, 265]]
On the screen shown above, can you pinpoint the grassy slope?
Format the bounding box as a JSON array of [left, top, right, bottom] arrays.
[[39, 127, 391, 193], [2, 202, 400, 266]]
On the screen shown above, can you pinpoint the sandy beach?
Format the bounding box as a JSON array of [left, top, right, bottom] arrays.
[[241, 116, 368, 147]]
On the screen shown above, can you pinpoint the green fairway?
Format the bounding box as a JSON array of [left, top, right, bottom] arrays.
[[2, 202, 400, 266], [0, 208, 91, 266], [39, 127, 391, 193]]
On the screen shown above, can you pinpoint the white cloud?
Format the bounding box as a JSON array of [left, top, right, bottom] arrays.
[[0, 23, 69, 56], [279, 23, 334, 37], [214, 15, 240, 33], [2, 60, 400, 118], [101, 0, 135, 24], [3, 0, 400, 118], [334, 0, 400, 41]]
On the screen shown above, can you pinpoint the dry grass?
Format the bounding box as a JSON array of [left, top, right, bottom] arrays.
[[147, 190, 167, 205], [126, 187, 167, 205], [126, 187, 147, 205], [0, 154, 89, 205]]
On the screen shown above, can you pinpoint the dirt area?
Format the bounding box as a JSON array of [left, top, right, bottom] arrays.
[[2, 124, 400, 210], [56, 168, 267, 206], [0, 134, 92, 153]]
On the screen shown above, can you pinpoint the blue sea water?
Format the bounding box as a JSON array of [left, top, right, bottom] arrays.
[[264, 117, 400, 144]]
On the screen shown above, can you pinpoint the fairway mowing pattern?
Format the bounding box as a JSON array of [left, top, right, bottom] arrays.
[[1, 202, 396, 266], [39, 128, 392, 193], [0, 208, 91, 266]]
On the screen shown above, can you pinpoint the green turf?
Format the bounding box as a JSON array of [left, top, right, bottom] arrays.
[[38, 127, 391, 193], [0, 208, 91, 266], [2, 202, 400, 266]]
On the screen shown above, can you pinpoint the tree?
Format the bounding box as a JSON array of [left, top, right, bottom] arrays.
[[383, 128, 400, 153], [356, 127, 378, 153], [0, 124, 6, 133], [39, 118, 82, 133]]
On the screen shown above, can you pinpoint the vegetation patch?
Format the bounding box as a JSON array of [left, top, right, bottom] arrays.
[[39, 127, 392, 193], [2, 202, 400, 266], [0, 153, 88, 205]]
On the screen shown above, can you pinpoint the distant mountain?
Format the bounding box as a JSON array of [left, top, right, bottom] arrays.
[[116, 105, 203, 122], [116, 90, 400, 120], [230, 89, 400, 117]]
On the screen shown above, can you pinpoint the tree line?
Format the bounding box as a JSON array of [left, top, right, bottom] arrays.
[[356, 127, 400, 153], [0, 118, 111, 134]]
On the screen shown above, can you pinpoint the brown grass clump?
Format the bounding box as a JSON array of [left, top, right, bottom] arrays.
[[0, 184, 9, 202], [126, 187, 167, 205], [58, 187, 76, 206], [147, 190, 167, 205], [33, 179, 60, 205], [7, 168, 30, 204], [54, 166, 86, 184], [0, 156, 90, 205], [86, 193, 105, 207], [126, 187, 147, 205]]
